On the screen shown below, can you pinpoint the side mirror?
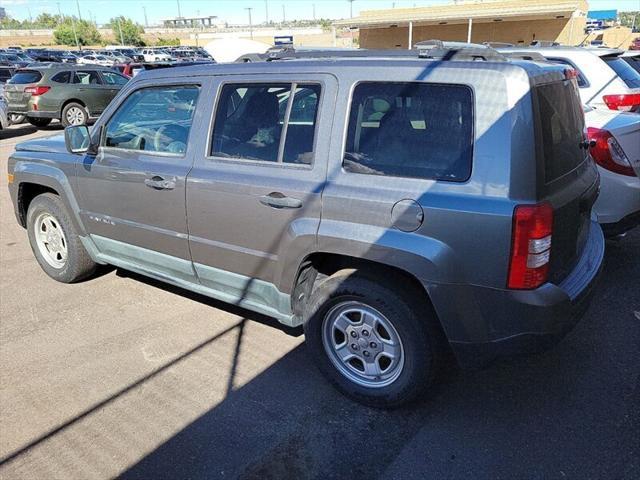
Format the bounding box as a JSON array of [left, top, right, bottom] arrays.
[[64, 125, 93, 154]]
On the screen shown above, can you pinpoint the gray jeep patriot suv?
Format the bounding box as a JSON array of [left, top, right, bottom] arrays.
[[7, 47, 604, 407]]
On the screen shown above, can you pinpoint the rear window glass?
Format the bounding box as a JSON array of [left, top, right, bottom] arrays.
[[534, 80, 586, 182], [604, 57, 640, 88], [7, 70, 42, 84], [0, 68, 13, 83], [343, 82, 473, 182], [51, 71, 70, 83]]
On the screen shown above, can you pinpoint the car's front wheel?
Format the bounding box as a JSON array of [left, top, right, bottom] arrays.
[[304, 269, 443, 408], [61, 102, 88, 127], [27, 117, 52, 128], [27, 193, 97, 283]]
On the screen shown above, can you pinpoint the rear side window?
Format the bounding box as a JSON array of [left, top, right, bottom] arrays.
[[51, 71, 70, 84], [545, 58, 588, 87], [344, 82, 473, 181], [7, 70, 42, 84], [211, 83, 321, 164], [104, 85, 200, 155], [533, 80, 586, 182], [623, 56, 640, 74], [603, 57, 640, 88]]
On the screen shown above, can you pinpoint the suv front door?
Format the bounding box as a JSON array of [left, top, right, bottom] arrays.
[[186, 74, 337, 314], [76, 79, 206, 281]]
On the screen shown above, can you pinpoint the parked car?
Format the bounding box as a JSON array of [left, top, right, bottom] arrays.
[[112, 63, 146, 77], [140, 48, 172, 62], [0, 53, 29, 68], [0, 95, 8, 130], [112, 48, 144, 63], [0, 67, 25, 125], [98, 50, 132, 64], [77, 55, 114, 67], [33, 50, 78, 64], [499, 46, 640, 112], [3, 65, 129, 128], [584, 106, 640, 236], [6, 47, 604, 407]]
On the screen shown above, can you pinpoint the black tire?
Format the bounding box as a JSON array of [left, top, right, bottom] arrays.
[[27, 117, 52, 128], [303, 269, 442, 408], [26, 193, 97, 283], [61, 102, 88, 127]]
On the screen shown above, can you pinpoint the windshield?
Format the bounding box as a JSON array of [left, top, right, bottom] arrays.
[[604, 57, 640, 88]]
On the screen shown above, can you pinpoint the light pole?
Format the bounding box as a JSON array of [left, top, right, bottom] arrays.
[[282, 4, 286, 23], [76, 0, 82, 21], [265, 0, 269, 24], [313, 4, 316, 21], [246, 7, 254, 39], [117, 18, 125, 45], [176, 0, 182, 20], [143, 6, 148, 27], [348, 0, 355, 19], [71, 16, 81, 50]]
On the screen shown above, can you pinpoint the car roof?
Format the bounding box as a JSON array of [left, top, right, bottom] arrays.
[[136, 55, 564, 85]]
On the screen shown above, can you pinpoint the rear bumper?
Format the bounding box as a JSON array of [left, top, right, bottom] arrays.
[[429, 221, 605, 369]]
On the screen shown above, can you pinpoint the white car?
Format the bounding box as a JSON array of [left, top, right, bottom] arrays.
[[500, 47, 640, 112], [585, 106, 640, 236], [77, 55, 114, 67], [139, 48, 172, 62]]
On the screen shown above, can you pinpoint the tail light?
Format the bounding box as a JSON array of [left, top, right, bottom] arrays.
[[24, 86, 50, 96], [587, 127, 636, 177], [508, 203, 553, 290], [602, 93, 640, 112]]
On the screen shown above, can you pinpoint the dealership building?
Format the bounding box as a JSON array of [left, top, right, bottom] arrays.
[[335, 0, 589, 49]]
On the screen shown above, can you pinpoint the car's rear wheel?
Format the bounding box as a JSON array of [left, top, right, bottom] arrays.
[[9, 114, 26, 125], [303, 269, 443, 408], [61, 103, 88, 127], [27, 193, 96, 283], [27, 117, 52, 128]]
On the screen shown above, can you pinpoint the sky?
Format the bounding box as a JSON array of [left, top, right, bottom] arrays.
[[2, 0, 639, 26]]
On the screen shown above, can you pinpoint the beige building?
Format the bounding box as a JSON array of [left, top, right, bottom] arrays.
[[335, 0, 590, 49]]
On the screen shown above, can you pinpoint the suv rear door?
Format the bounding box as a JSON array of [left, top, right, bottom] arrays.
[[531, 76, 600, 283], [186, 74, 337, 307]]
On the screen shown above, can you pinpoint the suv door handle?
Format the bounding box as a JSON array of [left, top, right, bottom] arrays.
[[144, 175, 176, 190], [259, 193, 303, 209]]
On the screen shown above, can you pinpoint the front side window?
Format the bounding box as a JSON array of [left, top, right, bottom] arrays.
[[104, 85, 200, 155], [211, 82, 321, 164], [101, 71, 129, 86], [344, 82, 473, 181]]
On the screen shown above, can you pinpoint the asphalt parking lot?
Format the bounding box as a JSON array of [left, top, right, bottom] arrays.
[[0, 123, 638, 480]]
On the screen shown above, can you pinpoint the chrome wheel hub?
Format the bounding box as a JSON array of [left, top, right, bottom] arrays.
[[322, 301, 404, 388], [34, 213, 68, 269]]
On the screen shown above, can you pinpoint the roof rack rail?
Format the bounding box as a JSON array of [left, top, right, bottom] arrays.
[[502, 51, 547, 62], [415, 41, 507, 62]]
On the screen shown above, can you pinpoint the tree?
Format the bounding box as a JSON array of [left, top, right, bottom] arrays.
[[35, 13, 62, 28], [53, 17, 101, 46], [108, 16, 145, 46]]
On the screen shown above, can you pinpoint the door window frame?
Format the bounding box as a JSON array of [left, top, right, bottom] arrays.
[[205, 79, 325, 170], [98, 82, 202, 159]]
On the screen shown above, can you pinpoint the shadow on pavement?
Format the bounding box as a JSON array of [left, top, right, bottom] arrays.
[[116, 234, 639, 480]]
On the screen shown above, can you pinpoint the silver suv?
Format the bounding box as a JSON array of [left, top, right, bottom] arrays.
[[7, 48, 604, 407]]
